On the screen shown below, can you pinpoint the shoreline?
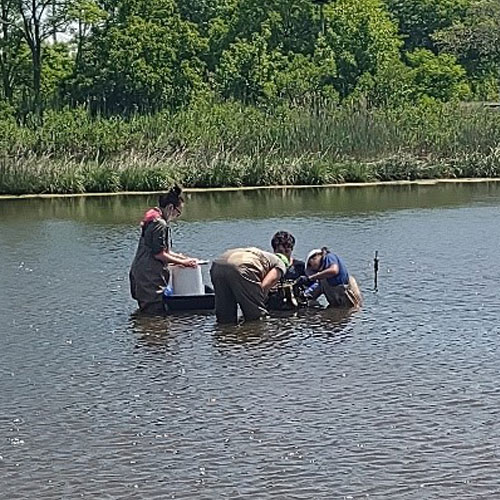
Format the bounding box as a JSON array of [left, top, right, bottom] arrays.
[[1, 177, 500, 200]]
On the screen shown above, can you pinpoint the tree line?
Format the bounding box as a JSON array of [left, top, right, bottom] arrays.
[[0, 0, 499, 121]]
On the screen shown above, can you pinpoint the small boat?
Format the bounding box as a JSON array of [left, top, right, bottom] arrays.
[[163, 285, 215, 313]]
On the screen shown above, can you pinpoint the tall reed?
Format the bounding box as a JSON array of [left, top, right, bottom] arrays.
[[1, 102, 499, 194]]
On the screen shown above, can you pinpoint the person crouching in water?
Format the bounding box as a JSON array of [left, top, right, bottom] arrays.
[[129, 185, 198, 315], [267, 231, 306, 310], [302, 247, 362, 308], [271, 231, 305, 281], [210, 248, 289, 324]]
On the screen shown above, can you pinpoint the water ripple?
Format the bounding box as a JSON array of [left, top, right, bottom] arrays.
[[1, 188, 500, 498]]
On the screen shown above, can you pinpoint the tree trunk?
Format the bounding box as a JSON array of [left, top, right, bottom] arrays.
[[0, 62, 13, 100], [32, 0, 42, 119], [75, 18, 83, 66], [31, 43, 42, 117], [0, 1, 13, 101], [52, 0, 56, 42]]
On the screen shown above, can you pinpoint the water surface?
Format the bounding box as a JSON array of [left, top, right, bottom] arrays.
[[1, 183, 500, 499]]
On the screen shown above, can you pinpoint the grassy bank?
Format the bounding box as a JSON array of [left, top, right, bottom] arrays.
[[1, 102, 500, 195]]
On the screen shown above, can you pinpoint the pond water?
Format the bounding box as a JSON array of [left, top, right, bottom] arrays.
[[1, 183, 500, 499]]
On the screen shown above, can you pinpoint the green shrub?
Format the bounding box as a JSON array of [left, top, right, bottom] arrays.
[[1, 102, 499, 194]]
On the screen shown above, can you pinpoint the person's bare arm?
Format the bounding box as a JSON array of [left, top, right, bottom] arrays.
[[168, 250, 187, 259], [154, 250, 197, 267], [261, 268, 283, 292], [310, 263, 339, 281]]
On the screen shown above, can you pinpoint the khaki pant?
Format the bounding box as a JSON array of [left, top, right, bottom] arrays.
[[210, 261, 268, 324], [309, 276, 362, 308]]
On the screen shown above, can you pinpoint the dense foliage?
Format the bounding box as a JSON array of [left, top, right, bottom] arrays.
[[1, 0, 498, 118], [1, 102, 500, 194], [1, 0, 499, 194]]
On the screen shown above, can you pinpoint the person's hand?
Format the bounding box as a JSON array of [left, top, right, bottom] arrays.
[[296, 275, 312, 287], [182, 258, 198, 268]]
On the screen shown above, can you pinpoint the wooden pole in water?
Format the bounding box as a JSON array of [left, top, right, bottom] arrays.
[[373, 250, 379, 292]]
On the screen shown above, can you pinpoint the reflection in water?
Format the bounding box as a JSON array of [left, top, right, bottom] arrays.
[[1, 184, 500, 500], [213, 306, 357, 351], [129, 311, 173, 352], [2, 181, 500, 224], [305, 306, 358, 338]]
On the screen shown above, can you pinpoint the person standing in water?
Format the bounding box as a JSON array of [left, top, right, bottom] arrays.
[[130, 185, 198, 314], [210, 247, 289, 324], [301, 247, 362, 308]]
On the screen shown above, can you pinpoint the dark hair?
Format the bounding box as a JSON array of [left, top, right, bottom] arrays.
[[159, 185, 184, 209], [271, 231, 296, 251]]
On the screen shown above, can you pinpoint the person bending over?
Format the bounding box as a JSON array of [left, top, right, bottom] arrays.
[[301, 247, 362, 308], [210, 247, 289, 324]]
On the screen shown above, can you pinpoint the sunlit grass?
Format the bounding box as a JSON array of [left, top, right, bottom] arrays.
[[1, 102, 499, 194]]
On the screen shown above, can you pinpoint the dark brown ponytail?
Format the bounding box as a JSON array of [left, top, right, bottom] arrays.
[[159, 185, 184, 209]]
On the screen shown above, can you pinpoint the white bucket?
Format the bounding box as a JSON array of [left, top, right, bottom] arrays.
[[170, 265, 204, 295]]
